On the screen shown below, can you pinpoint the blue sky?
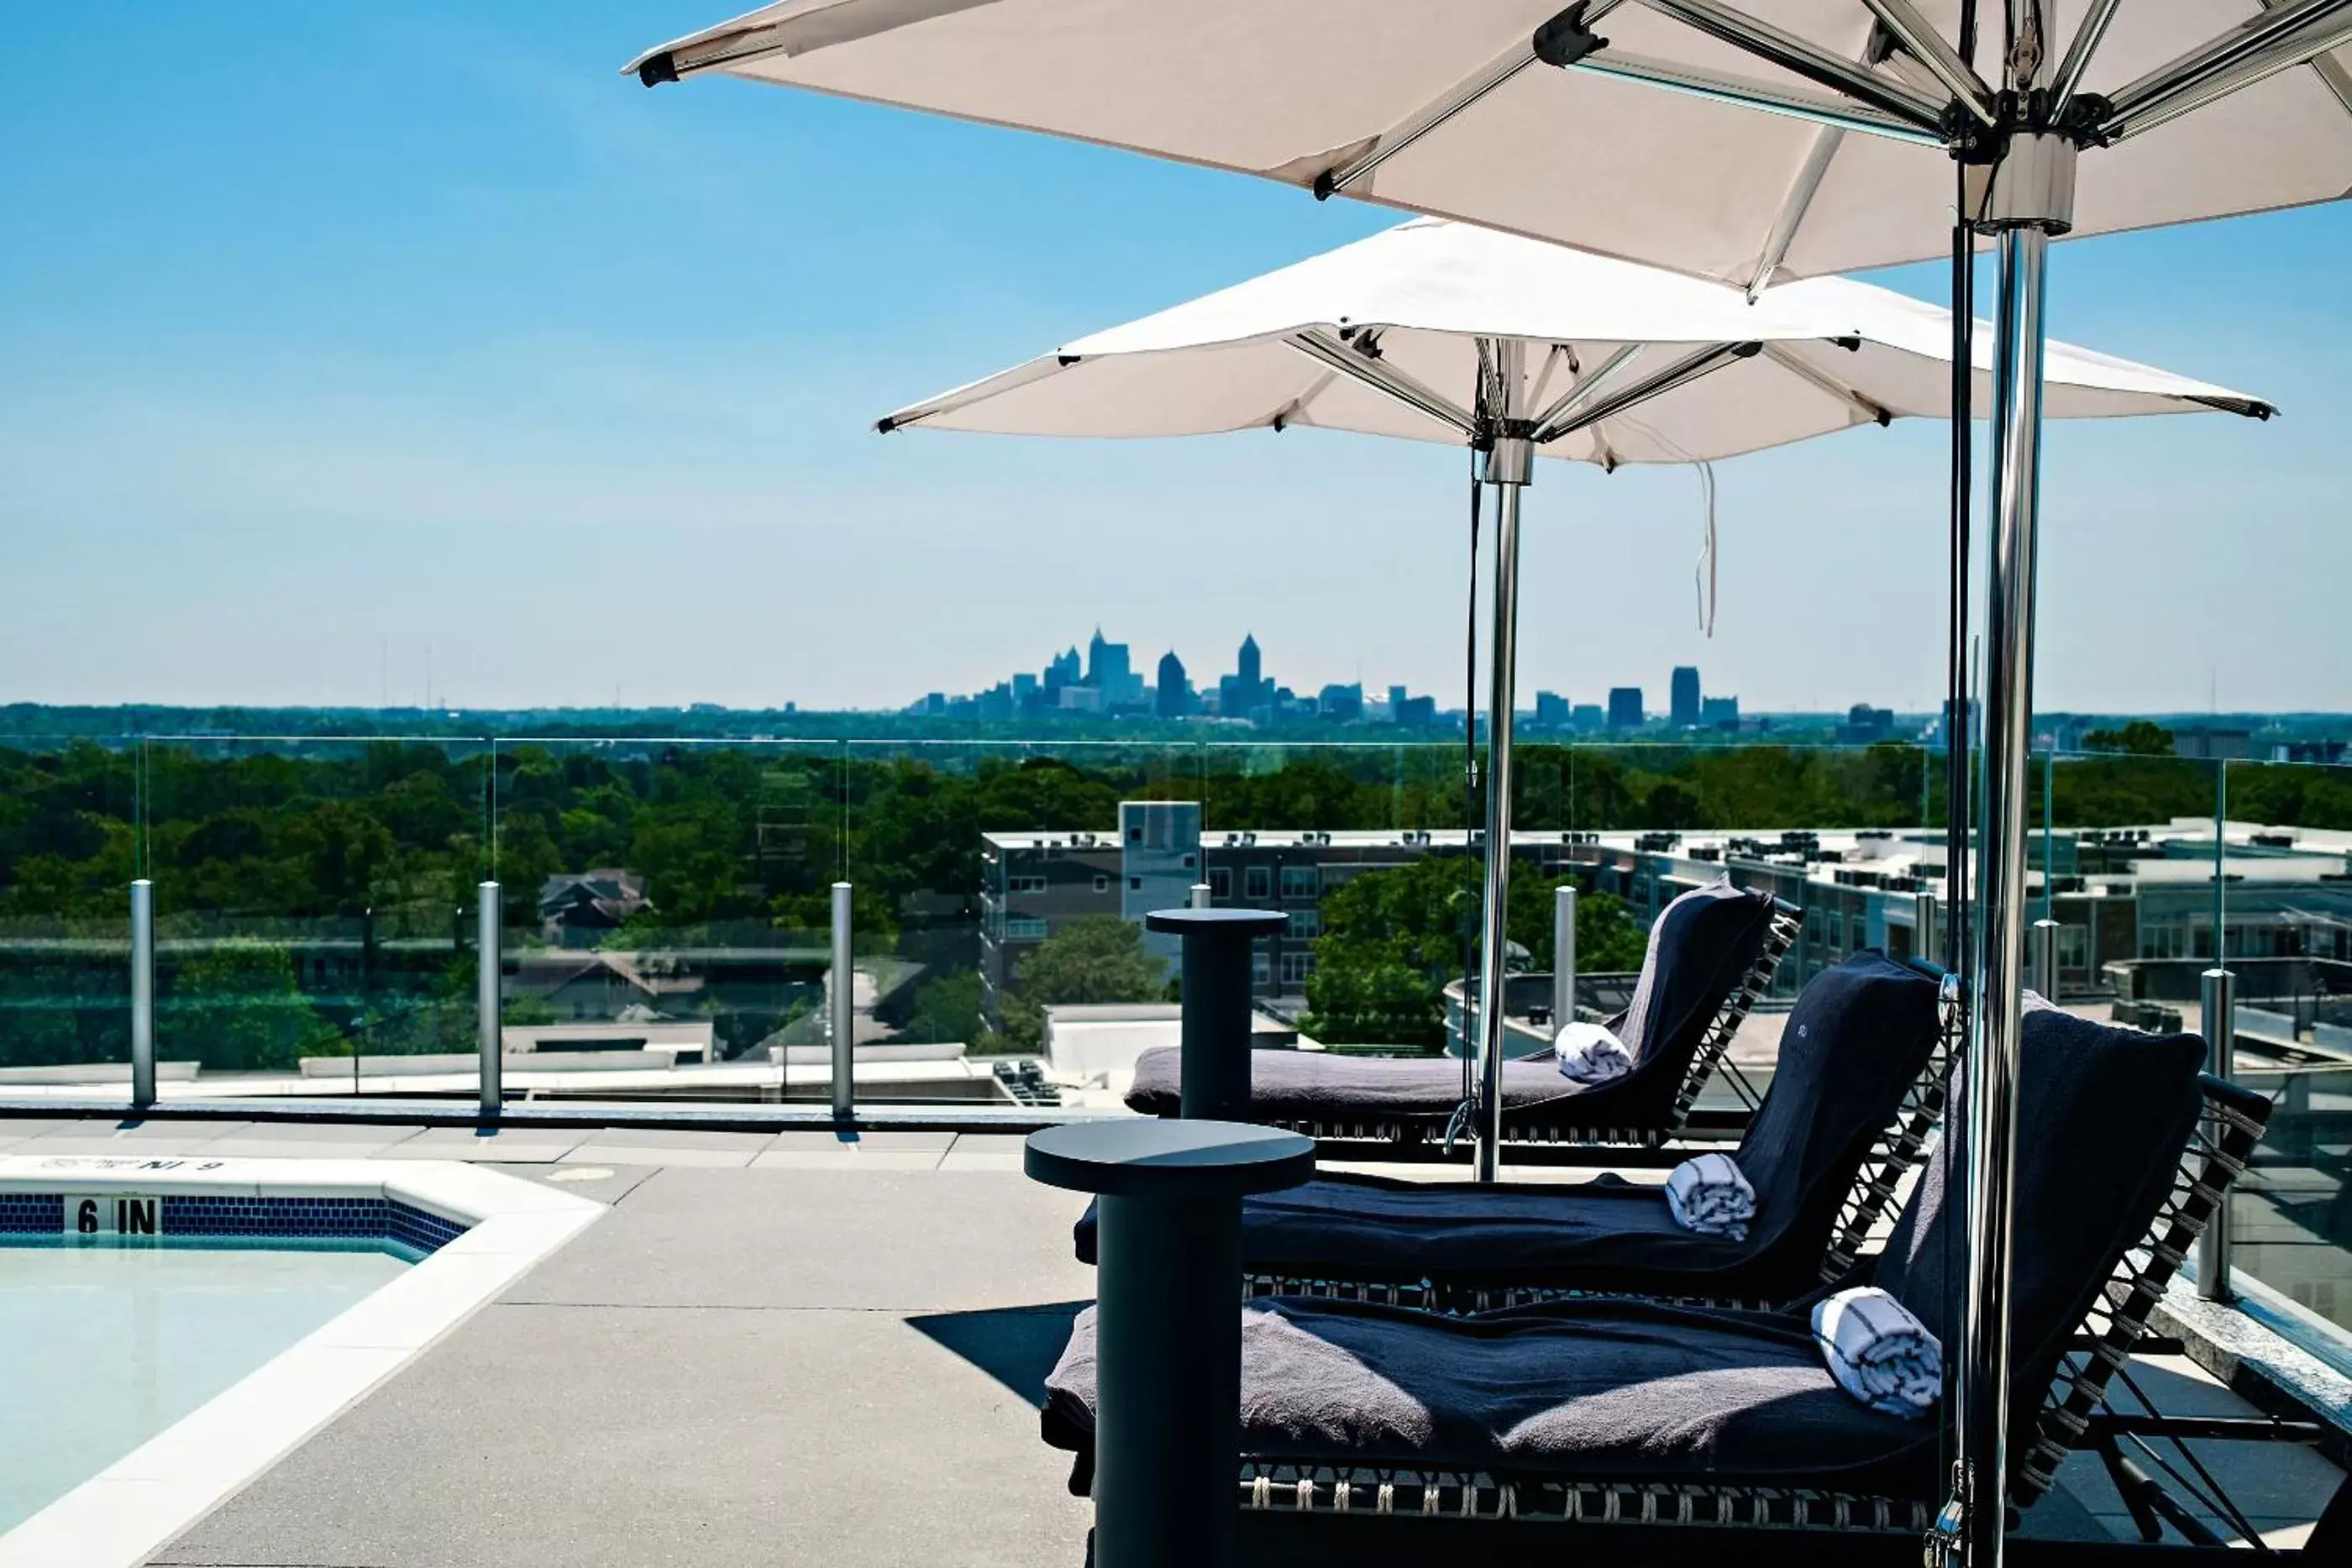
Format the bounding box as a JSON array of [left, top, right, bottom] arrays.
[[3, 3, 2344, 716]]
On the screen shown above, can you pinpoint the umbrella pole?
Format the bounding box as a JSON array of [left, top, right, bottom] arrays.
[[1473, 429, 1532, 1183], [1945, 193, 1974, 978], [1953, 168, 2063, 1568]]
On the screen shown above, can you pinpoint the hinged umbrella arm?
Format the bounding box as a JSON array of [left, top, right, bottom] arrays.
[[1280, 330, 1479, 438]]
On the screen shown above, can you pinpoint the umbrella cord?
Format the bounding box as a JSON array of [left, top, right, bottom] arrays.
[[1447, 454, 1483, 1152]]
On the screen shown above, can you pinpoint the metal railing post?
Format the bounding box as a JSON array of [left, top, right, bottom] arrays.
[[1189, 882, 1212, 910], [129, 878, 155, 1109], [1552, 883, 1577, 1033], [2197, 966, 2238, 1301], [476, 881, 501, 1117], [1914, 889, 1939, 970], [831, 881, 854, 1120], [2031, 917, 2060, 1001]]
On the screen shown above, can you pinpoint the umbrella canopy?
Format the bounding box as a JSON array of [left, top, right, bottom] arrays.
[[881, 217, 2269, 461], [631, 2, 2352, 288]]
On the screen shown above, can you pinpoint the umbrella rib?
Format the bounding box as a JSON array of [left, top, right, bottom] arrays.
[[2097, 0, 2352, 133], [1759, 343, 1894, 426], [1746, 123, 1845, 298], [1282, 331, 1480, 438], [1856, 0, 1995, 124], [2048, 0, 2125, 118], [1537, 339, 1763, 443], [2102, 8, 2352, 142], [1630, 0, 1946, 128], [1567, 50, 1944, 144], [1318, 41, 1542, 199], [2260, 0, 2352, 120], [1529, 344, 1644, 433]]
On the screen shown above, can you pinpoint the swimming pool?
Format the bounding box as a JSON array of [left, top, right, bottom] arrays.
[[0, 1240, 411, 1533], [0, 1153, 601, 1568]]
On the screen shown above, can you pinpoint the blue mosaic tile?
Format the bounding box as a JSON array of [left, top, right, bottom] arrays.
[[2, 1192, 466, 1255], [0, 1193, 66, 1233]]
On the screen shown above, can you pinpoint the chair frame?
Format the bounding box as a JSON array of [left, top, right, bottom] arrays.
[[1283, 899, 1803, 1158], [1218, 1072, 2272, 1544], [1242, 965, 1959, 1316]]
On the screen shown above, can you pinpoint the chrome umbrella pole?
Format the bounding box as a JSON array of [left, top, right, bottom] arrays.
[[1473, 343, 1531, 1183], [1950, 83, 2074, 1564]]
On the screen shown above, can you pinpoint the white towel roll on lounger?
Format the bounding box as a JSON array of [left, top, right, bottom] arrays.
[[1553, 1022, 1632, 1084], [1662, 1151, 1755, 1240], [1811, 1287, 1942, 1417]]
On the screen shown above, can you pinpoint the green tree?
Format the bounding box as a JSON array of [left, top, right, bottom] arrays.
[[1301, 859, 1644, 1048], [2082, 720, 2176, 757], [165, 941, 343, 1072], [998, 916, 1167, 1048], [895, 969, 991, 1049]]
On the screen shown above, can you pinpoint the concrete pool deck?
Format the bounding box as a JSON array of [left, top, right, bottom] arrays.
[[0, 1116, 2335, 1565]]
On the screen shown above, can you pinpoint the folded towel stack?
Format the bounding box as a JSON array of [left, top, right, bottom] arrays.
[[1662, 1151, 1756, 1240], [1811, 1287, 1942, 1417], [1554, 1022, 1632, 1084]]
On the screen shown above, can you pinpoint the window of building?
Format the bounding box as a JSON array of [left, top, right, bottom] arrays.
[[1287, 909, 1320, 939], [1252, 949, 1272, 986], [1850, 913, 1869, 950], [1006, 918, 1047, 940], [1008, 874, 1047, 894], [1129, 876, 1142, 891], [1209, 868, 1232, 899], [1279, 952, 1314, 985], [1128, 825, 1142, 843], [1092, 874, 1109, 893], [1281, 865, 1319, 899], [1244, 866, 1272, 900]]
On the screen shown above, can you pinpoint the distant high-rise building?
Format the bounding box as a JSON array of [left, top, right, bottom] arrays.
[[1044, 647, 1081, 703], [1608, 687, 1646, 730], [1011, 671, 1038, 711], [1219, 632, 1271, 721], [1236, 633, 1262, 695], [1086, 628, 1142, 707], [1318, 682, 1364, 722], [1535, 690, 1570, 729], [1572, 704, 1605, 731], [1670, 667, 1701, 727], [1388, 684, 1408, 719], [1843, 704, 1896, 744], [1397, 695, 1438, 727], [1701, 695, 1740, 728], [1155, 650, 1190, 717]]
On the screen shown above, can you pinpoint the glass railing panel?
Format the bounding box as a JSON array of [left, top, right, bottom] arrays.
[[139, 736, 491, 1097], [839, 738, 1219, 1109], [489, 737, 845, 1104], [2208, 756, 2352, 1359], [0, 737, 137, 1086]]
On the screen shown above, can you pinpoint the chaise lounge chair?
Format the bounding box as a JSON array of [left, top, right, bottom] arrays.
[[1125, 875, 1800, 1154], [1078, 949, 1953, 1314], [1044, 1006, 2274, 1558]]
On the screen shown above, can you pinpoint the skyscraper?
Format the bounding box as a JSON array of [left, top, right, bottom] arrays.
[[1087, 627, 1140, 708], [1155, 650, 1189, 717], [1670, 666, 1701, 727], [1608, 687, 1646, 730], [1236, 634, 1262, 699]]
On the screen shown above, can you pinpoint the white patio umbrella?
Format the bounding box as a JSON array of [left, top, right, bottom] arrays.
[[873, 214, 2269, 1187], [632, 4, 2338, 1559]]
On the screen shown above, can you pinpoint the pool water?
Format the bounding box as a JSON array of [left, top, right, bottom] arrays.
[[0, 1241, 410, 1532]]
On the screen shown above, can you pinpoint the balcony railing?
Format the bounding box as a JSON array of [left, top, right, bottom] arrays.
[[2, 731, 2347, 1366]]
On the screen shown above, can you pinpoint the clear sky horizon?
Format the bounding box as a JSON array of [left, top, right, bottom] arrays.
[[4, 3, 2346, 717]]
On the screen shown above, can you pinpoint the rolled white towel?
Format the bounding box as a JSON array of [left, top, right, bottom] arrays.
[[1811, 1287, 1942, 1417], [1662, 1151, 1755, 1240], [1554, 1022, 1632, 1084]]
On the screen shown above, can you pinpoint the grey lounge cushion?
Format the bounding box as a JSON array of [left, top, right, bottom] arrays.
[[1124, 876, 1777, 1132], [1078, 952, 1941, 1304], [1043, 1295, 1934, 1490]]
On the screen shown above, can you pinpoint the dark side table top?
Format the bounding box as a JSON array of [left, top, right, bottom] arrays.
[[1025, 1120, 1315, 1198], [1142, 908, 1289, 937]]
